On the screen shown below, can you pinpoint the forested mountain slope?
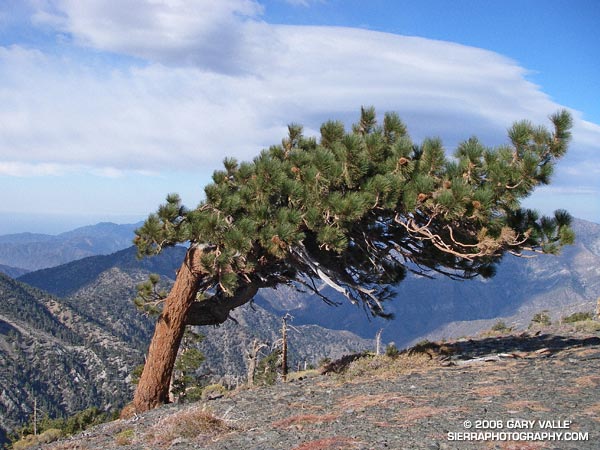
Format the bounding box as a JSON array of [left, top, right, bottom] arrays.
[[0, 274, 142, 447], [0, 264, 28, 278], [2, 247, 372, 446]]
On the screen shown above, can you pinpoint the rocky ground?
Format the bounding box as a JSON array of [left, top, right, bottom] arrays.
[[34, 328, 600, 449]]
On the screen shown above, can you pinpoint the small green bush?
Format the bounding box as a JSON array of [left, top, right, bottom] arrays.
[[115, 428, 134, 446], [317, 357, 331, 368], [385, 343, 400, 358], [491, 320, 511, 333], [130, 364, 144, 385], [201, 384, 226, 401], [562, 312, 593, 323], [12, 428, 63, 449], [185, 386, 204, 402], [254, 349, 281, 386], [530, 311, 552, 327]]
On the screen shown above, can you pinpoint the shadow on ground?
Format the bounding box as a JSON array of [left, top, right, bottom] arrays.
[[436, 333, 600, 359]]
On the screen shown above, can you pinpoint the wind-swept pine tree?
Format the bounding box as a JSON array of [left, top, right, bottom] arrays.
[[130, 107, 574, 413]]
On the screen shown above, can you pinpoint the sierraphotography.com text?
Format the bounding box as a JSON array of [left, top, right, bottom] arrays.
[[449, 418, 590, 442]]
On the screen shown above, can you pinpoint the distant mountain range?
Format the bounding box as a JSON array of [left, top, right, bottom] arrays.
[[5, 217, 600, 347], [1, 244, 372, 446], [4, 218, 600, 347], [1, 218, 599, 446], [0, 222, 142, 272], [416, 218, 600, 342], [255, 218, 600, 345], [0, 264, 28, 279], [15, 245, 373, 383]]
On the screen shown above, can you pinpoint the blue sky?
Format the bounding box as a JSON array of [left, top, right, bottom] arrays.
[[0, 0, 599, 234]]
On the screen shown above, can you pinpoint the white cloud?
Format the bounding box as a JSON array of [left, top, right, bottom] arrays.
[[533, 185, 600, 196], [1, 0, 599, 206], [0, 161, 66, 177], [89, 167, 125, 178], [33, 0, 266, 72], [0, 159, 146, 178]]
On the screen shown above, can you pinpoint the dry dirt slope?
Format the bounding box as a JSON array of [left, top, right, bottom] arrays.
[[38, 328, 600, 450]]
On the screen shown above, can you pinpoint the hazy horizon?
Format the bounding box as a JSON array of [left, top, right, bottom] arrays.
[[0, 212, 145, 236]]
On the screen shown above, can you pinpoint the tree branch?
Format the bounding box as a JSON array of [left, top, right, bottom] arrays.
[[185, 282, 259, 326]]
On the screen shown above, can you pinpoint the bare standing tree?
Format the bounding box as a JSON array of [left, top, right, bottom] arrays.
[[375, 328, 384, 355], [281, 314, 293, 382], [245, 339, 267, 387]]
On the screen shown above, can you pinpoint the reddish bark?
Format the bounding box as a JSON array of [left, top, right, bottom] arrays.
[[132, 247, 203, 413], [130, 246, 259, 414]]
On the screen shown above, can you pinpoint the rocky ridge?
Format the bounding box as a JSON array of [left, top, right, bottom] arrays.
[[39, 326, 600, 450]]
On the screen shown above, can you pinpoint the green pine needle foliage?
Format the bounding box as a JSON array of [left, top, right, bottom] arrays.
[[134, 273, 168, 315], [134, 107, 575, 316]]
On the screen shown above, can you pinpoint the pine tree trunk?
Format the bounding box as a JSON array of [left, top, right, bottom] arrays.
[[132, 247, 203, 413]]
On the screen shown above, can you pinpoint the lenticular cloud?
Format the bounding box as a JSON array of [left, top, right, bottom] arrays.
[[0, 0, 597, 185]]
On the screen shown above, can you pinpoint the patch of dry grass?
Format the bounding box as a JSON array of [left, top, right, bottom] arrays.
[[286, 369, 321, 382], [114, 428, 134, 446], [503, 400, 551, 412], [470, 384, 509, 398], [339, 353, 437, 382], [569, 347, 600, 357], [468, 376, 514, 398], [291, 436, 364, 450], [47, 442, 90, 450], [573, 375, 600, 388], [142, 406, 232, 447], [338, 392, 416, 410], [556, 386, 580, 395], [583, 402, 600, 422], [395, 406, 451, 427], [272, 413, 339, 430], [470, 360, 520, 373]]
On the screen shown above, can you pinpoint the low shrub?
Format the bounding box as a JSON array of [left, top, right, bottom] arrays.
[[491, 320, 511, 333], [286, 369, 320, 382], [385, 343, 400, 358], [12, 428, 63, 449], [185, 386, 204, 402], [572, 319, 600, 333], [562, 311, 594, 323], [201, 383, 226, 401], [530, 311, 552, 327], [340, 352, 435, 381], [114, 428, 134, 446]]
